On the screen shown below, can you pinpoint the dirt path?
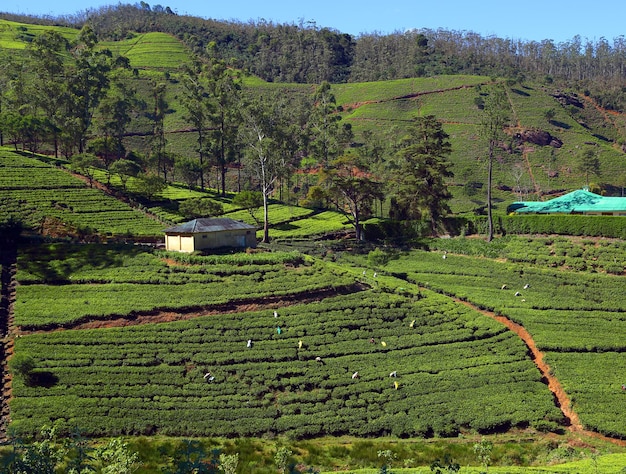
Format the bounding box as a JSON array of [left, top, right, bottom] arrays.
[[456, 299, 626, 447], [521, 145, 540, 195], [579, 93, 626, 124], [456, 301, 579, 428], [0, 244, 17, 441], [18, 283, 367, 333], [503, 88, 541, 196]]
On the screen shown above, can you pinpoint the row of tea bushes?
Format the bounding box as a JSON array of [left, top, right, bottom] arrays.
[[0, 150, 164, 236], [381, 249, 626, 439], [427, 235, 626, 275], [14, 245, 355, 329], [10, 289, 560, 438]]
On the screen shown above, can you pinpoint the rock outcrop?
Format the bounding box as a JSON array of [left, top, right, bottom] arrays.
[[515, 128, 563, 148], [551, 91, 584, 108]]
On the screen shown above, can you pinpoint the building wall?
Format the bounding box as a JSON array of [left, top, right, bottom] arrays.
[[165, 234, 180, 252], [181, 236, 195, 252], [166, 229, 256, 252], [194, 229, 256, 250], [245, 231, 257, 248], [165, 234, 195, 252]]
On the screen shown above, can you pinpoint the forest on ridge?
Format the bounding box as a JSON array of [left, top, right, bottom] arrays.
[[3, 2, 626, 112]]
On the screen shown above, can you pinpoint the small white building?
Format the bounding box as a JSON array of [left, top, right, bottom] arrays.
[[164, 218, 257, 252]]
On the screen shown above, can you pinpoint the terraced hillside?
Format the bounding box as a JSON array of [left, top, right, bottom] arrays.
[[333, 76, 626, 213], [377, 243, 626, 440], [0, 150, 165, 238], [1, 18, 626, 471], [1, 18, 626, 217], [9, 243, 563, 439]]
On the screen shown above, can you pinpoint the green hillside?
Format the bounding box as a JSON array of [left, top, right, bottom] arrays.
[[0, 18, 78, 48], [1, 17, 626, 473], [0, 149, 165, 237], [335, 78, 625, 214], [1, 17, 625, 220], [141, 71, 625, 216], [100, 31, 191, 69]]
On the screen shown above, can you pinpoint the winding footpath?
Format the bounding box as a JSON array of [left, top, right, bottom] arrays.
[[2, 246, 625, 447], [456, 299, 626, 447]]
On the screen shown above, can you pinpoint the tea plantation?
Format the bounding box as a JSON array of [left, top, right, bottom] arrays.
[[1, 151, 625, 472], [379, 247, 626, 439], [2, 15, 626, 471], [10, 243, 562, 438], [0, 150, 164, 237], [14, 244, 356, 329]]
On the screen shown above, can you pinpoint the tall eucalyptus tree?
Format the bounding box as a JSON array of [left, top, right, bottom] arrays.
[[28, 31, 70, 157], [148, 81, 171, 181], [239, 91, 294, 243], [180, 60, 213, 189], [96, 62, 140, 163], [65, 25, 117, 154], [204, 57, 242, 196], [480, 85, 510, 242], [307, 81, 343, 168]]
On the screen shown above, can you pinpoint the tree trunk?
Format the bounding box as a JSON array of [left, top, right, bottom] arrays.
[[354, 210, 361, 241], [221, 166, 227, 196], [199, 153, 205, 190], [220, 125, 227, 196], [54, 135, 59, 158], [262, 192, 270, 243], [237, 157, 241, 193]]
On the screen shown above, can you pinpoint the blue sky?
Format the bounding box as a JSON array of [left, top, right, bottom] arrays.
[[6, 0, 625, 44]]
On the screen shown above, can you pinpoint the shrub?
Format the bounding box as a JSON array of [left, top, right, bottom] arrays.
[[178, 198, 224, 219], [8, 354, 36, 384], [605, 263, 624, 275], [532, 420, 563, 434], [363, 220, 419, 242], [367, 248, 396, 267], [446, 215, 626, 239], [501, 215, 626, 239]]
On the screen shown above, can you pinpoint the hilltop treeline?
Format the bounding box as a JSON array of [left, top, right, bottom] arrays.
[[3, 3, 626, 110]]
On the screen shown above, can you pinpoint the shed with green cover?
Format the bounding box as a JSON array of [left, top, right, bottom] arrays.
[[507, 189, 626, 216]]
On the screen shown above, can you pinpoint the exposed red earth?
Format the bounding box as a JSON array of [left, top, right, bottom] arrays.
[[456, 299, 626, 448]]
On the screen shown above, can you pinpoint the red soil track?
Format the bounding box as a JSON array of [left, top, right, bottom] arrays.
[[457, 299, 626, 447], [19, 283, 367, 333], [6, 247, 626, 446]]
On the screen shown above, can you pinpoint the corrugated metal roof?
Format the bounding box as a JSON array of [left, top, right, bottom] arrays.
[[164, 218, 256, 234], [508, 189, 626, 214]]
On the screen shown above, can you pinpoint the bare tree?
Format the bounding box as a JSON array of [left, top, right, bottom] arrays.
[[510, 163, 525, 200], [239, 92, 292, 243]]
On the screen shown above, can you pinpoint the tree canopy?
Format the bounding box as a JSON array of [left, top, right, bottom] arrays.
[[322, 155, 384, 241], [6, 5, 626, 111], [389, 115, 454, 234]]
